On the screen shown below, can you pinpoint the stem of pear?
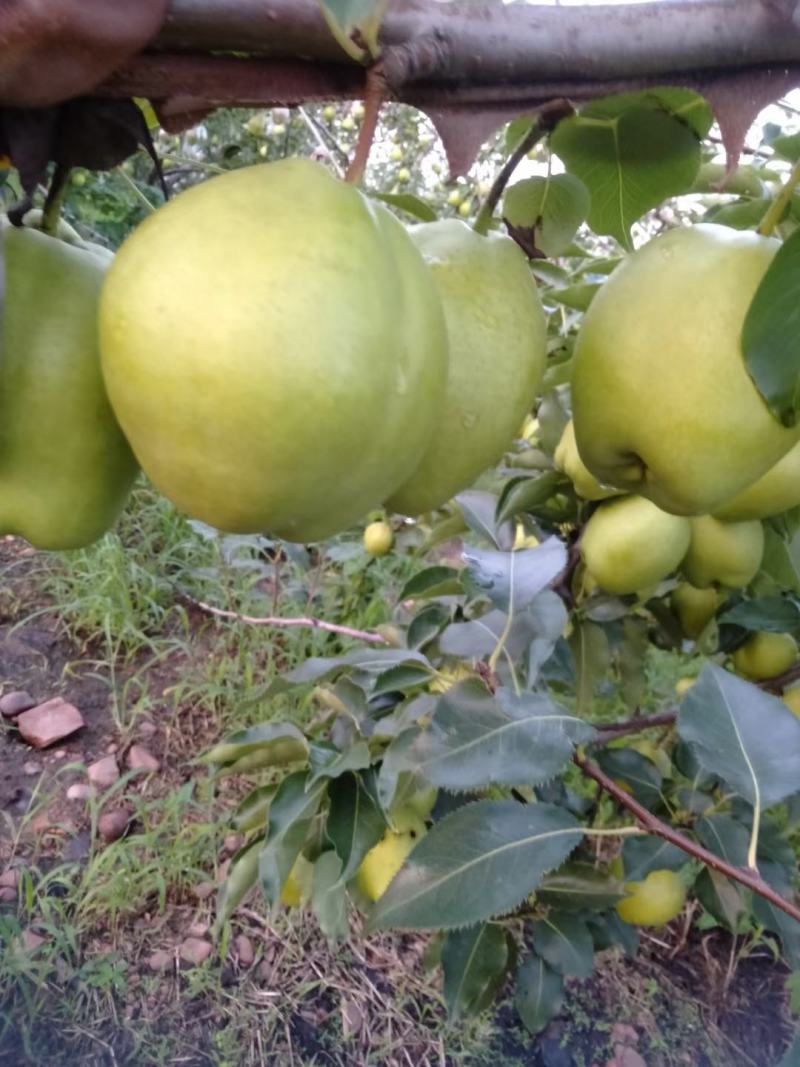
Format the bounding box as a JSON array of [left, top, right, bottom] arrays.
[[757, 156, 800, 237]]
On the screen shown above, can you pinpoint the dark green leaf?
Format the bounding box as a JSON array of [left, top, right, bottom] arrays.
[[311, 850, 349, 942], [215, 837, 261, 930], [462, 537, 567, 612], [442, 923, 509, 1021], [307, 740, 371, 789], [586, 912, 639, 956], [678, 664, 800, 808], [284, 647, 430, 684], [407, 603, 451, 650], [753, 889, 800, 968], [598, 749, 663, 809], [771, 132, 800, 162], [742, 226, 800, 427], [694, 868, 745, 931], [456, 490, 514, 550], [326, 773, 387, 881], [259, 772, 326, 907], [503, 174, 589, 257], [527, 591, 570, 686], [380, 682, 594, 792], [232, 784, 276, 832], [372, 191, 436, 222], [515, 955, 564, 1035], [532, 912, 594, 978], [755, 526, 800, 596], [496, 472, 562, 526], [400, 566, 463, 600], [370, 800, 581, 931], [372, 662, 434, 697], [695, 814, 750, 867], [720, 597, 800, 633], [202, 722, 308, 769], [537, 861, 626, 912], [551, 106, 700, 247], [621, 837, 687, 881]]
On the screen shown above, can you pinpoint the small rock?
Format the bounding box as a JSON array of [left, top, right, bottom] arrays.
[[87, 756, 119, 789], [0, 869, 19, 889], [147, 949, 173, 973], [98, 809, 129, 843], [137, 720, 157, 739], [233, 934, 254, 967], [21, 929, 45, 952], [187, 920, 209, 938], [106, 742, 119, 754], [53, 749, 67, 759], [0, 887, 16, 903], [194, 881, 215, 901], [611, 1024, 639, 1048], [16, 699, 84, 749], [179, 937, 213, 966], [23, 761, 42, 776], [224, 833, 244, 855], [66, 783, 93, 802], [0, 690, 35, 718], [127, 744, 160, 773]]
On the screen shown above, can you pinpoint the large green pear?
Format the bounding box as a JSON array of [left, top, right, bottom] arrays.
[[713, 440, 800, 521], [681, 515, 764, 589], [385, 220, 546, 516], [579, 495, 691, 596], [571, 224, 799, 516], [100, 159, 447, 542], [554, 419, 622, 501], [0, 225, 138, 549]]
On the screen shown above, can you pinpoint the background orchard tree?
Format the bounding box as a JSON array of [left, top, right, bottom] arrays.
[[4, 1, 800, 1063]]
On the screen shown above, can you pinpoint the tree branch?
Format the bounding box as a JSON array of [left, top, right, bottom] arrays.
[[574, 752, 800, 926], [190, 598, 389, 644], [595, 711, 677, 737]]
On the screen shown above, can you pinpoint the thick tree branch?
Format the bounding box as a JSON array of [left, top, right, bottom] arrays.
[[574, 753, 800, 926]]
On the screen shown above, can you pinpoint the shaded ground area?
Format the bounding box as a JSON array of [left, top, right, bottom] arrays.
[[0, 534, 796, 1067]]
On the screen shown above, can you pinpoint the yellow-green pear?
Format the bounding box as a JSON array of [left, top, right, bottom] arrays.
[[554, 420, 622, 501], [579, 495, 691, 596], [386, 220, 547, 516], [616, 869, 686, 927], [571, 224, 799, 516], [732, 631, 797, 680], [671, 582, 723, 639], [681, 516, 764, 589], [713, 440, 800, 521]]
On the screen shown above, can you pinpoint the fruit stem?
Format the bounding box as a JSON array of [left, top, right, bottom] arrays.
[[757, 156, 800, 236], [345, 66, 389, 186], [575, 752, 800, 924], [41, 163, 70, 237]]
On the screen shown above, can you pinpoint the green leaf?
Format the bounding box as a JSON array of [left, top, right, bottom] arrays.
[[694, 868, 745, 932], [503, 174, 589, 257], [621, 837, 687, 881], [317, 0, 387, 61], [756, 526, 800, 595], [617, 616, 650, 710], [462, 537, 568, 612], [372, 192, 436, 222], [770, 132, 800, 163], [694, 814, 750, 866], [259, 772, 327, 907], [284, 647, 430, 684], [586, 912, 639, 956], [568, 620, 611, 715], [400, 566, 463, 600], [232, 784, 276, 832], [379, 682, 594, 792], [307, 740, 372, 789], [370, 800, 581, 931], [678, 664, 800, 809], [537, 861, 626, 912], [407, 603, 451, 650], [326, 772, 387, 881], [742, 227, 800, 427], [442, 923, 509, 1021], [311, 850, 349, 942], [580, 87, 713, 138], [720, 597, 800, 633], [215, 837, 261, 930], [515, 955, 564, 1035], [202, 722, 308, 770], [551, 106, 701, 247], [495, 471, 561, 526], [545, 283, 601, 311], [597, 749, 663, 809], [532, 912, 594, 978], [372, 662, 434, 697], [456, 490, 513, 550]]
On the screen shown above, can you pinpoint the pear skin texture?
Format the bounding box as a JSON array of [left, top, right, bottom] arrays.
[[671, 582, 722, 639], [616, 869, 686, 927], [572, 224, 799, 516], [554, 419, 621, 501], [0, 226, 138, 549], [713, 440, 800, 521], [100, 159, 447, 542], [363, 520, 393, 556], [356, 824, 425, 902], [386, 220, 547, 516], [782, 686, 800, 718], [732, 631, 797, 680], [579, 495, 691, 596], [681, 515, 764, 589]]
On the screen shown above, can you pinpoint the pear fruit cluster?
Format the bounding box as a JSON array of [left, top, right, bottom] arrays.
[[99, 159, 547, 544]]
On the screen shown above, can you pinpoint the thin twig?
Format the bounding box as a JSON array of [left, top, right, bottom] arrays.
[[574, 752, 800, 925], [595, 711, 677, 737], [190, 598, 388, 644], [345, 65, 389, 185]]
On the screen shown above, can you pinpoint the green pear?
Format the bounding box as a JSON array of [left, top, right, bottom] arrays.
[[671, 582, 723, 640], [386, 220, 547, 516], [580, 495, 691, 596], [732, 631, 797, 680], [100, 159, 447, 542], [713, 440, 800, 521], [681, 515, 764, 589], [571, 224, 799, 516], [554, 419, 622, 501]]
